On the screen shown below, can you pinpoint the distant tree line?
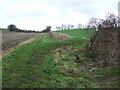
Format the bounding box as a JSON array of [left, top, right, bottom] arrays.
[[41, 26, 51, 33], [7, 24, 51, 33]]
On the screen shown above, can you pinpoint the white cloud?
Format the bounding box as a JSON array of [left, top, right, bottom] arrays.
[[67, 12, 89, 25], [0, 0, 119, 31]]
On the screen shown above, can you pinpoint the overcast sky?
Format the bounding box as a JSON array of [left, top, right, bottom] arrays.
[[0, 0, 119, 31]]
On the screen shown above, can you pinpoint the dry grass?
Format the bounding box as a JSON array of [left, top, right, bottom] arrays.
[[49, 32, 73, 41]]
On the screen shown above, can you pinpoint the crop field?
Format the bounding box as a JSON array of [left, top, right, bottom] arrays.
[[2, 31, 40, 54], [2, 29, 120, 88]]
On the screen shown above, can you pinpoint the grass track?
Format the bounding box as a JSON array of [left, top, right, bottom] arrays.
[[2, 29, 120, 88]]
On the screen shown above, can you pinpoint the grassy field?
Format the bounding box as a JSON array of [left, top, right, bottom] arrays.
[[2, 29, 120, 88], [0, 28, 8, 31], [56, 29, 95, 38]]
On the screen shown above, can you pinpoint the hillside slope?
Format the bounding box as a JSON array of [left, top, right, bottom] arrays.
[[2, 29, 120, 88]]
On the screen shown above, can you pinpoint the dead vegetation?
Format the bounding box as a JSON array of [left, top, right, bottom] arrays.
[[52, 44, 119, 88], [49, 32, 73, 41], [86, 13, 119, 67]]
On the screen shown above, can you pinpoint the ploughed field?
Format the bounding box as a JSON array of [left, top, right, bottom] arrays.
[[2, 31, 39, 54]]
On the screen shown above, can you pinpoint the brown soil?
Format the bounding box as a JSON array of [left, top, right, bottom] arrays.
[[2, 31, 39, 53], [2, 38, 34, 57]]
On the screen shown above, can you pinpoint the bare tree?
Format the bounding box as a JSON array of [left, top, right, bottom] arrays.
[[87, 13, 119, 30], [67, 24, 71, 30], [71, 25, 74, 29], [77, 24, 82, 29], [58, 27, 61, 31], [102, 13, 118, 27], [87, 17, 101, 29], [61, 24, 67, 30], [41, 26, 51, 33], [86, 12, 119, 67], [56, 26, 59, 31]]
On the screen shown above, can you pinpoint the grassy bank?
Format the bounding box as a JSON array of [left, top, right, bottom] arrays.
[[2, 29, 120, 88], [56, 29, 95, 38]]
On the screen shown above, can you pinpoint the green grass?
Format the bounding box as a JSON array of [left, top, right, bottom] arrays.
[[55, 28, 95, 38], [0, 28, 8, 31], [2, 29, 120, 88], [2, 33, 87, 88]]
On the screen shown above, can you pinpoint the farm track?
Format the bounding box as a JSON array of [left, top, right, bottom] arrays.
[[1, 31, 40, 55], [2, 29, 120, 88]]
